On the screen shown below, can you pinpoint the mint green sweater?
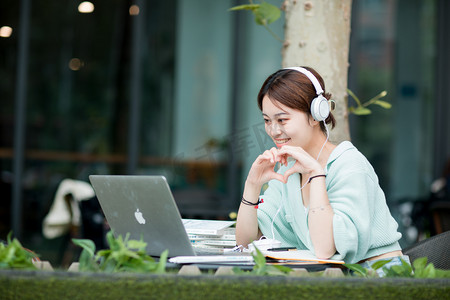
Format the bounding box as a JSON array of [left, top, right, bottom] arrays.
[[257, 141, 402, 263]]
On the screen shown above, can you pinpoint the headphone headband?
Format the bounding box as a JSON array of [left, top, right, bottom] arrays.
[[284, 66, 329, 122], [284, 67, 324, 95]]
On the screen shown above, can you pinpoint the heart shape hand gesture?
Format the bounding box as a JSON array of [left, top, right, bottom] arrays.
[[246, 146, 323, 188]]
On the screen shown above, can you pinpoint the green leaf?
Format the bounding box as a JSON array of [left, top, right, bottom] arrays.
[[422, 263, 436, 278], [250, 246, 268, 275], [106, 231, 123, 251], [247, 245, 293, 276], [348, 89, 392, 115], [123, 249, 141, 260], [347, 89, 362, 106], [230, 2, 280, 25], [400, 258, 413, 275], [371, 259, 392, 270], [6, 232, 13, 244], [350, 106, 372, 115], [73, 231, 169, 274], [435, 269, 450, 278], [101, 259, 117, 273], [373, 90, 388, 99], [412, 257, 428, 272], [387, 265, 405, 276], [254, 10, 265, 25], [251, 245, 266, 266], [229, 1, 283, 42], [72, 239, 96, 258], [344, 256, 450, 278], [127, 239, 147, 251], [374, 100, 392, 109], [229, 4, 259, 11], [254, 2, 281, 25], [0, 233, 37, 270], [78, 249, 98, 272], [96, 249, 111, 257], [268, 264, 292, 275], [155, 249, 168, 274], [232, 266, 246, 275], [383, 259, 413, 278], [344, 263, 368, 277], [73, 238, 98, 271]]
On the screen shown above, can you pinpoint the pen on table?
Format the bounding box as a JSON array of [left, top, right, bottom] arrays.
[[266, 247, 297, 251]]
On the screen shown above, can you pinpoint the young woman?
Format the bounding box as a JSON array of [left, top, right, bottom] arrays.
[[235, 66, 408, 274]]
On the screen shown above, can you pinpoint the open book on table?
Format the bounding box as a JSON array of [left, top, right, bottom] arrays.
[[169, 249, 344, 265]]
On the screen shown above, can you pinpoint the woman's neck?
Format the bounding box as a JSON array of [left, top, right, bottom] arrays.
[[307, 135, 334, 166]]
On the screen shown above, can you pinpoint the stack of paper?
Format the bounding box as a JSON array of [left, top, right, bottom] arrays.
[[182, 219, 236, 254]]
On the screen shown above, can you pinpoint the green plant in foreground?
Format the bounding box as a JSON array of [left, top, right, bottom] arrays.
[[232, 245, 292, 276], [72, 231, 168, 273], [0, 232, 37, 270], [345, 257, 450, 278]]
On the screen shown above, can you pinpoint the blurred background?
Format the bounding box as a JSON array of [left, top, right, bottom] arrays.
[[1, 0, 449, 268]]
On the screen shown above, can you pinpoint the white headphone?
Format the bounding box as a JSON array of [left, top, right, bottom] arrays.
[[284, 67, 330, 122]]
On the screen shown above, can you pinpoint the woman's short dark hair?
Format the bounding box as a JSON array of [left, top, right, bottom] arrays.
[[257, 66, 336, 133]]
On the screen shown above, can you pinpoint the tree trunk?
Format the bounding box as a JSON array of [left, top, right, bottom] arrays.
[[282, 0, 352, 143]]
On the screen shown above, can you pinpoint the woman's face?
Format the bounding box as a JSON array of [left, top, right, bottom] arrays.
[[262, 95, 315, 149]]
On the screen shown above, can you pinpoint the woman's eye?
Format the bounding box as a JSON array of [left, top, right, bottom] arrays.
[[264, 119, 270, 124], [278, 119, 286, 124]]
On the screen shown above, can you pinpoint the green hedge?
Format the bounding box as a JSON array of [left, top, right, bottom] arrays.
[[1, 270, 449, 300]]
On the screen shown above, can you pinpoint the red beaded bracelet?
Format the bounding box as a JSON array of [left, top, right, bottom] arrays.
[[241, 197, 264, 208]]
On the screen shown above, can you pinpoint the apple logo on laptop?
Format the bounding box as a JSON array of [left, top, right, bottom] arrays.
[[134, 209, 146, 224]]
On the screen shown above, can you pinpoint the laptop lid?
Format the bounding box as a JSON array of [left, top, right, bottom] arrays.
[[89, 175, 196, 257]]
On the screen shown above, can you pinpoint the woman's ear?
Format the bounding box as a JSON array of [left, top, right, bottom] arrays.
[[308, 115, 320, 127]]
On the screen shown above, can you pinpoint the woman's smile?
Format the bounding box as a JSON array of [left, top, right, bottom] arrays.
[[274, 138, 291, 147]]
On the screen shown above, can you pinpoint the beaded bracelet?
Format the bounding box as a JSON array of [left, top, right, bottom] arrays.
[[241, 197, 264, 209]]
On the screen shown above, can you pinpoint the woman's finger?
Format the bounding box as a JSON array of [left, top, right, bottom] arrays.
[[256, 151, 274, 164], [278, 145, 300, 156], [269, 172, 286, 183], [283, 165, 300, 182], [269, 147, 280, 163]]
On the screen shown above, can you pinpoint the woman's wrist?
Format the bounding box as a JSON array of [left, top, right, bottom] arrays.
[[244, 178, 262, 192], [307, 174, 326, 184], [242, 179, 263, 208], [307, 168, 325, 177]]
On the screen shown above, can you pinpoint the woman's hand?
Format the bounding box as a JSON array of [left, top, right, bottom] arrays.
[[277, 146, 323, 182], [246, 147, 287, 187], [237, 148, 285, 247], [246, 145, 324, 187]]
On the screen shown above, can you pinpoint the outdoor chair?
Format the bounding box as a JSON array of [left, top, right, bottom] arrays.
[[403, 230, 450, 270], [430, 201, 450, 234]]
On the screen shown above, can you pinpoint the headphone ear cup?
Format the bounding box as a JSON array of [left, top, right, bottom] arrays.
[[310, 95, 330, 122]]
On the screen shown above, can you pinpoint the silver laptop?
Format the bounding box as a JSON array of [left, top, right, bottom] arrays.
[[89, 175, 199, 257]]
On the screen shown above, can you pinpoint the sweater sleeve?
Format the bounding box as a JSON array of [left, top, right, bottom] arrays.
[[257, 177, 300, 247], [257, 179, 282, 234], [328, 171, 376, 263]]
